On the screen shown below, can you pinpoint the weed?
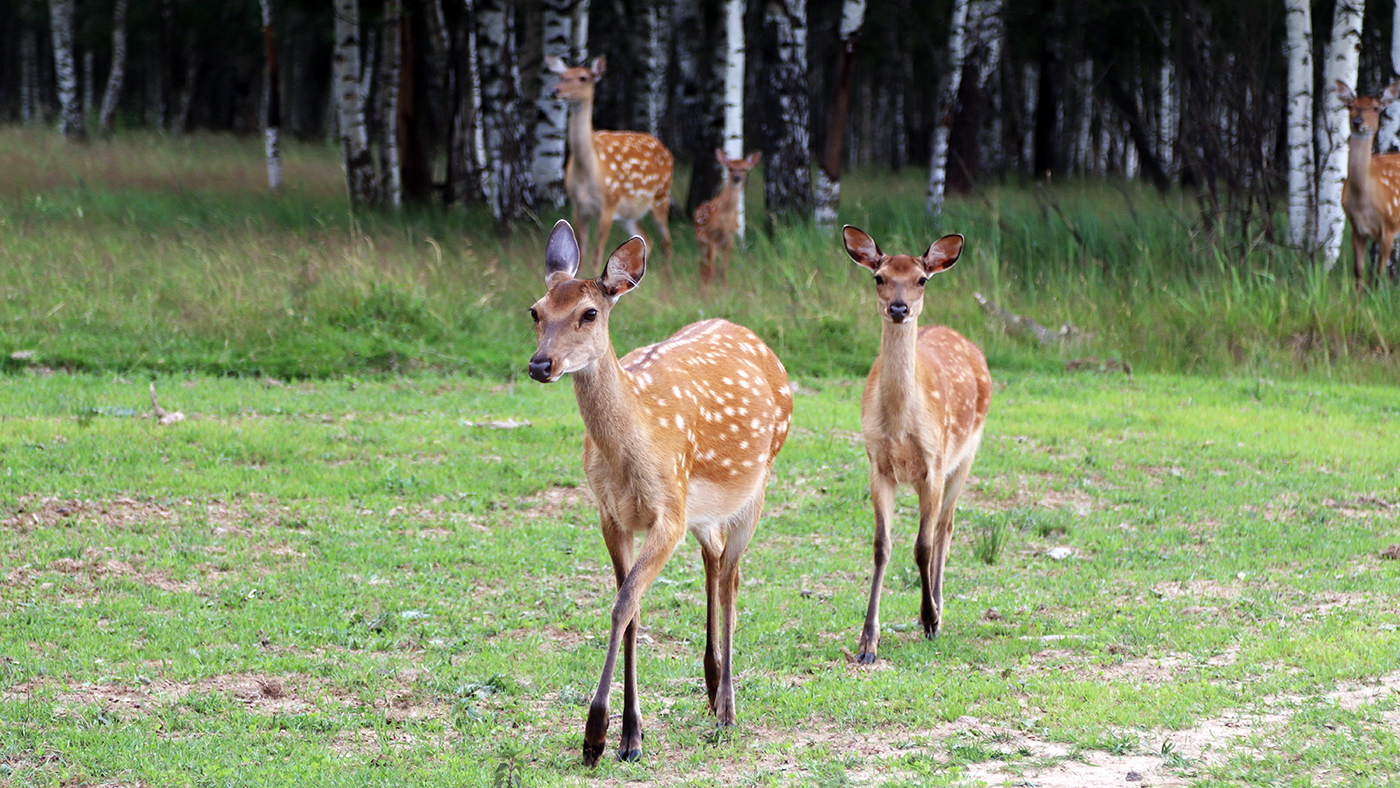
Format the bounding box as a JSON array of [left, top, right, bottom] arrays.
[[973, 514, 1008, 565]]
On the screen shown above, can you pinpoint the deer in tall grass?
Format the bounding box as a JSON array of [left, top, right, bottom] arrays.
[[547, 56, 674, 271], [693, 149, 761, 293], [527, 220, 793, 765], [1338, 79, 1400, 291], [841, 226, 992, 664]]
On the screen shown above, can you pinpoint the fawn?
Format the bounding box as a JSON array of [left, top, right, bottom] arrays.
[[547, 56, 674, 271], [528, 220, 793, 765], [693, 149, 762, 293], [842, 226, 991, 664], [1337, 79, 1400, 290]]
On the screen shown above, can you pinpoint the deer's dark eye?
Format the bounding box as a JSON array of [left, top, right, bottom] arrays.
[[917, 277, 928, 287], [581, 308, 598, 323], [529, 308, 540, 323], [873, 275, 884, 286]]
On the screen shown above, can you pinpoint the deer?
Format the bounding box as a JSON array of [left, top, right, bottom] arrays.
[[1338, 79, 1400, 291], [527, 219, 793, 765], [546, 55, 674, 272], [841, 226, 992, 665], [693, 149, 762, 293]]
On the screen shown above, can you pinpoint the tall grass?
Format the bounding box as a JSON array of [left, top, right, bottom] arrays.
[[0, 127, 1396, 382]]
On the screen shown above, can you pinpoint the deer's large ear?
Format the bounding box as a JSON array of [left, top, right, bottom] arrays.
[[1337, 80, 1357, 106], [1382, 80, 1400, 107], [544, 220, 580, 287], [544, 55, 569, 75], [842, 225, 883, 272], [744, 151, 763, 168], [923, 234, 965, 274], [599, 236, 646, 300], [715, 148, 729, 165], [590, 56, 606, 79]]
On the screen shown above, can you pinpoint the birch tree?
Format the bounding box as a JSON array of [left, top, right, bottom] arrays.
[[814, 0, 865, 226], [571, 0, 590, 62], [721, 0, 747, 238], [532, 0, 572, 207], [1316, 0, 1363, 269], [261, 0, 284, 193], [636, 0, 672, 136], [98, 0, 130, 137], [379, 0, 405, 208], [479, 0, 536, 228], [763, 0, 812, 220], [926, 0, 970, 216], [1379, 0, 1400, 153], [49, 0, 85, 139], [1284, 0, 1315, 250], [334, 0, 377, 205]]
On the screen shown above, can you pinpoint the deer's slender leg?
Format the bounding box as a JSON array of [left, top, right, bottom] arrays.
[[913, 469, 946, 640], [1379, 231, 1397, 287], [713, 491, 761, 724], [857, 471, 896, 664], [593, 204, 619, 269], [702, 546, 722, 710], [720, 238, 734, 289], [1354, 230, 1370, 292], [651, 199, 673, 270]]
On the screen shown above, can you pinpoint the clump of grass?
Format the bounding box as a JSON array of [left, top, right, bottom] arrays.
[[973, 513, 1009, 565]]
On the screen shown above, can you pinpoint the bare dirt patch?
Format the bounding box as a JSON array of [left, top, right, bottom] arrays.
[[42, 547, 195, 593], [4, 673, 348, 718], [518, 485, 595, 520]]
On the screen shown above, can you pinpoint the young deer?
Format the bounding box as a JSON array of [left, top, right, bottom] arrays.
[[842, 226, 991, 664], [528, 220, 793, 765], [693, 149, 762, 293], [1338, 79, 1400, 290], [547, 56, 674, 271]]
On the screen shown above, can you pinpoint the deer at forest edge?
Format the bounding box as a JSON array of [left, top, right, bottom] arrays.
[[1338, 79, 1400, 291], [693, 149, 762, 293], [527, 220, 793, 765], [842, 226, 991, 664], [547, 56, 674, 271]]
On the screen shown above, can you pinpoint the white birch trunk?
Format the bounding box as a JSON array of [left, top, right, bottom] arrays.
[[379, 0, 404, 208], [98, 0, 130, 136], [1317, 0, 1364, 269], [532, 0, 572, 207], [571, 0, 590, 62], [467, 0, 487, 188], [926, 0, 970, 216], [479, 0, 535, 226], [721, 0, 747, 238], [637, 0, 671, 136], [1074, 60, 1093, 174], [970, 0, 1004, 177], [1158, 23, 1176, 173], [1285, 0, 1316, 249], [813, 0, 866, 225], [1021, 62, 1038, 171], [261, 0, 284, 193], [334, 0, 377, 204], [49, 0, 85, 139], [1380, 0, 1400, 153], [764, 0, 811, 218]]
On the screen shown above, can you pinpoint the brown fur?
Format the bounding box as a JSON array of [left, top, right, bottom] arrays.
[[694, 149, 761, 293], [547, 56, 674, 271], [528, 221, 793, 765], [842, 226, 992, 664], [1338, 79, 1400, 291]]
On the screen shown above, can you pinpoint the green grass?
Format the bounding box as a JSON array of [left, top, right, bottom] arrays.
[[2, 370, 1398, 786], [0, 127, 1398, 383]]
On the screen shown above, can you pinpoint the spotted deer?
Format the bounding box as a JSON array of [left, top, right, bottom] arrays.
[[1338, 79, 1400, 290], [546, 55, 674, 271], [693, 149, 761, 293], [842, 226, 992, 664], [527, 220, 793, 765]]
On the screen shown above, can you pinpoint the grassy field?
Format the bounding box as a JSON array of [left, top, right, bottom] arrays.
[[1, 129, 1398, 787], [1, 371, 1397, 787]]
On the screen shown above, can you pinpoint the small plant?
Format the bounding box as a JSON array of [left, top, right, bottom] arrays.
[[974, 514, 1008, 565], [1160, 740, 1192, 769]]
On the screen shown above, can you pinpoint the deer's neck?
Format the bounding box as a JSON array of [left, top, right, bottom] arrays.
[[572, 345, 648, 466], [1349, 132, 1378, 194], [566, 97, 601, 177], [875, 320, 923, 420], [714, 179, 740, 213]]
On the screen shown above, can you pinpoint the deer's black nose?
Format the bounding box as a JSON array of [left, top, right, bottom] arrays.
[[528, 357, 553, 382], [889, 302, 909, 322]]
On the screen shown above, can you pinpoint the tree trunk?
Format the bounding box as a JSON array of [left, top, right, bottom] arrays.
[[98, 0, 131, 136], [21, 17, 39, 126], [49, 0, 85, 139], [926, 0, 970, 216], [261, 0, 284, 193], [172, 44, 199, 136], [570, 0, 589, 62], [678, 0, 723, 214], [464, 0, 488, 205], [721, 0, 747, 238], [479, 0, 536, 230], [1380, 0, 1400, 153], [1316, 0, 1363, 269], [379, 0, 405, 208], [636, 0, 671, 137], [532, 0, 571, 207], [814, 0, 865, 226], [1158, 19, 1177, 174], [83, 51, 94, 121], [949, 0, 1003, 192], [334, 0, 377, 205], [1284, 0, 1315, 250], [763, 0, 811, 221], [398, 9, 432, 204]]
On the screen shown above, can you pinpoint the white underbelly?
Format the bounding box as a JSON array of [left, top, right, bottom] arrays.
[[685, 475, 762, 535]]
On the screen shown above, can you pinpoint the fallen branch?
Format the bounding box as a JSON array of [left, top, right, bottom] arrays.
[[149, 383, 186, 425], [972, 292, 1095, 347]]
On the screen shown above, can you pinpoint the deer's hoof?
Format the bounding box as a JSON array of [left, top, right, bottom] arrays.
[[856, 650, 878, 665], [582, 741, 605, 767], [617, 747, 642, 763]]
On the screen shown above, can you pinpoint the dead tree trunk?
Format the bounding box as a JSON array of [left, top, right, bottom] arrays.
[[813, 0, 865, 226], [98, 0, 130, 136]]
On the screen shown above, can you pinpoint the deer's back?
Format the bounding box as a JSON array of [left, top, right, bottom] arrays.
[[590, 132, 673, 215]]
